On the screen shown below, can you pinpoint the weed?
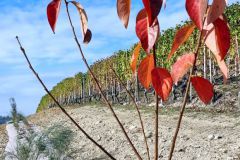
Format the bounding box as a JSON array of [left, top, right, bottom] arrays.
[[5, 124, 74, 160]]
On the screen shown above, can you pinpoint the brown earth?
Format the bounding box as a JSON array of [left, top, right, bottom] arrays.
[[0, 125, 8, 159], [25, 105, 240, 160]]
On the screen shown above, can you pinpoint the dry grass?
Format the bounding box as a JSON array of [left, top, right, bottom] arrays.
[[0, 125, 8, 157]]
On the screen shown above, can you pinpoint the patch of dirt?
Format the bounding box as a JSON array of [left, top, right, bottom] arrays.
[[27, 106, 240, 160], [0, 125, 8, 158]]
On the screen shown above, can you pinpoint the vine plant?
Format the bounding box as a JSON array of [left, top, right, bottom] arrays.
[[17, 0, 231, 160]]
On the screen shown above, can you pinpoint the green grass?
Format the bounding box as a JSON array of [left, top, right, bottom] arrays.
[[5, 124, 74, 160]]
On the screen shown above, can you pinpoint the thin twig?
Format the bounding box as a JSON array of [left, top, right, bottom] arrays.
[[110, 67, 150, 160], [153, 44, 159, 160], [64, 1, 142, 159], [16, 36, 115, 160], [168, 8, 209, 160]]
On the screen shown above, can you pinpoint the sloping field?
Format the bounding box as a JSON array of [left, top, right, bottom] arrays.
[[27, 106, 240, 160]]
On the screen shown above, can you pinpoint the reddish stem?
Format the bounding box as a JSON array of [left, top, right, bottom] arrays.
[[16, 36, 116, 160], [111, 67, 150, 160], [64, 1, 142, 159], [153, 44, 159, 160], [168, 8, 209, 160]]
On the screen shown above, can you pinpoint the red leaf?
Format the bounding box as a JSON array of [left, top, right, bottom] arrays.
[[186, 0, 208, 30], [70, 1, 92, 44], [204, 17, 230, 60], [142, 0, 162, 26], [215, 54, 228, 83], [213, 18, 230, 59], [83, 29, 92, 44], [207, 0, 226, 25], [117, 0, 131, 28], [171, 53, 195, 84], [151, 68, 173, 101], [168, 23, 195, 60], [136, 9, 159, 54], [138, 54, 155, 89], [47, 0, 61, 33], [130, 42, 141, 73], [191, 76, 214, 104]]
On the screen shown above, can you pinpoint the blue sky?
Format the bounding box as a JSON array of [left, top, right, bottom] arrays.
[[0, 0, 238, 116]]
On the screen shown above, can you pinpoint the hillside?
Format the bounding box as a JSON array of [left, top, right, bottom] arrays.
[[37, 2, 240, 112]]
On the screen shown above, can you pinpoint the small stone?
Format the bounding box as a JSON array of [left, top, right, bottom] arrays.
[[97, 135, 101, 141], [136, 101, 141, 105], [208, 134, 214, 140], [95, 120, 102, 125], [111, 130, 115, 134], [129, 125, 137, 130], [107, 137, 113, 141], [214, 134, 223, 139], [146, 132, 153, 138], [148, 102, 155, 107], [227, 157, 234, 160], [193, 145, 201, 148], [178, 147, 186, 152], [158, 155, 163, 158], [219, 148, 227, 153], [181, 135, 190, 141]]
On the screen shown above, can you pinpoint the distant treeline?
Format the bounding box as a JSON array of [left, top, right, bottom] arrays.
[[37, 2, 240, 112], [0, 116, 11, 124]]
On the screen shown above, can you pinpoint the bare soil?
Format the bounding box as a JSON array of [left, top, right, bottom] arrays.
[[0, 125, 8, 159], [24, 105, 240, 160]]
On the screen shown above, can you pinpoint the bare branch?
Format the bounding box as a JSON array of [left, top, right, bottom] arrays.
[[110, 67, 150, 160], [153, 44, 159, 160], [63, 0, 142, 159], [16, 36, 115, 160], [168, 5, 209, 160]]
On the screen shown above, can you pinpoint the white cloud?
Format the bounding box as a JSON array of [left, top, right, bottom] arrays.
[[1, 0, 237, 115], [0, 0, 187, 115]]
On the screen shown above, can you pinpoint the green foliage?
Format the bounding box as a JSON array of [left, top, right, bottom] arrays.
[[10, 98, 19, 128], [37, 3, 240, 112], [225, 2, 240, 57], [45, 124, 74, 154], [18, 113, 29, 126], [9, 98, 29, 128], [225, 2, 240, 37], [5, 124, 74, 160], [16, 142, 31, 160]]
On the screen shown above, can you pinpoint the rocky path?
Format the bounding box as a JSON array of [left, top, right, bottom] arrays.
[[27, 105, 240, 160], [4, 123, 17, 160]]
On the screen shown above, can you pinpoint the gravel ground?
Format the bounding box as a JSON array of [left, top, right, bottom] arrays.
[[26, 105, 240, 160], [0, 125, 8, 159]]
